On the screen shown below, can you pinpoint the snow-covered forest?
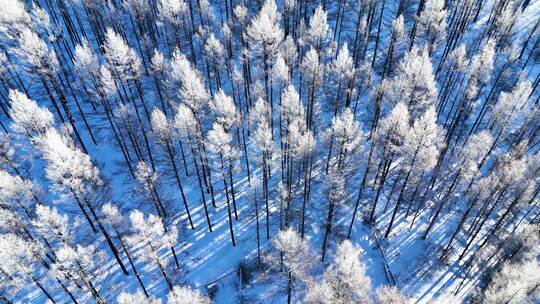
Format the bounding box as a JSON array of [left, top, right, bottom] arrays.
[[0, 0, 539, 302]]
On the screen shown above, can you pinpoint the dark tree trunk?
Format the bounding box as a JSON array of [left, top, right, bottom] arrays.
[[166, 143, 195, 229]]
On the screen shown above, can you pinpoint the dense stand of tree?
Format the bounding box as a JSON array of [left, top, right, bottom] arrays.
[[0, 0, 539, 302]]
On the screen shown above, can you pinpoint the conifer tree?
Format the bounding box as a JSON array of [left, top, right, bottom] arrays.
[[169, 49, 216, 204], [174, 104, 215, 220], [307, 240, 371, 303], [385, 47, 437, 120], [127, 210, 179, 290], [151, 108, 194, 229], [207, 122, 239, 246], [38, 128, 129, 274], [134, 160, 169, 220], [247, 0, 283, 102], [350, 102, 409, 232], [412, 0, 447, 54], [168, 285, 211, 304], [321, 168, 346, 261], [273, 228, 314, 304], [247, 175, 264, 265], [103, 27, 156, 169], [425, 130, 493, 241], [9, 89, 54, 138], [375, 286, 408, 304], [252, 118, 277, 240], [102, 203, 149, 296], [484, 257, 540, 303], [117, 289, 161, 304], [323, 107, 364, 175], [52, 244, 106, 303], [0, 234, 56, 303], [0, 135, 21, 176], [32, 204, 105, 303], [301, 48, 323, 130], [326, 43, 354, 116], [381, 15, 406, 79], [385, 107, 443, 238], [308, 5, 330, 52]]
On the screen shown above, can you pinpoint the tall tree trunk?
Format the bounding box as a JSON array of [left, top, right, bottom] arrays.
[[166, 143, 195, 229], [321, 199, 336, 261], [371, 0, 386, 67], [32, 277, 56, 304]]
